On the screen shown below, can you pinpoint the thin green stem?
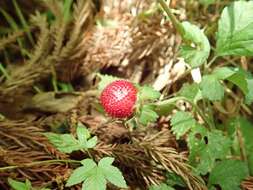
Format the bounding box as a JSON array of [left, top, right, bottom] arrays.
[[0, 63, 10, 80], [157, 0, 185, 36], [0, 159, 80, 172], [154, 96, 213, 129], [206, 55, 218, 68]]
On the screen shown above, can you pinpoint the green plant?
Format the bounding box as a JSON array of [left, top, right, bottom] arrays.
[[45, 122, 127, 190], [98, 0, 253, 189]]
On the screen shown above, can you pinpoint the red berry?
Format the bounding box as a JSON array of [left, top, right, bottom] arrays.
[[100, 80, 137, 118]]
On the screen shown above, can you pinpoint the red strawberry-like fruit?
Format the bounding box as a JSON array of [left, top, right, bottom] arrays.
[[100, 80, 137, 118]]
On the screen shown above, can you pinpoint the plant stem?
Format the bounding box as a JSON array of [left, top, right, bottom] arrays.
[[157, 0, 185, 36], [206, 55, 218, 68], [0, 62, 10, 80], [154, 97, 213, 129], [0, 159, 81, 172]]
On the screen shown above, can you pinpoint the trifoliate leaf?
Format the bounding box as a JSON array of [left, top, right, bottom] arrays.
[[97, 74, 120, 91], [200, 75, 224, 101], [179, 83, 202, 103], [188, 127, 231, 175], [77, 123, 91, 143], [45, 124, 97, 153], [67, 157, 127, 190], [8, 178, 31, 190], [66, 159, 97, 186], [99, 157, 127, 188], [149, 183, 175, 190], [180, 21, 210, 68], [82, 168, 106, 190], [171, 111, 196, 139], [139, 105, 159, 125], [44, 133, 81, 153], [138, 85, 161, 101], [216, 1, 253, 56], [208, 160, 249, 190]]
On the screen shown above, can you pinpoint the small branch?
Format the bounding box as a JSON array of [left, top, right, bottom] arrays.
[[157, 0, 185, 36], [0, 159, 81, 172], [154, 96, 214, 129]]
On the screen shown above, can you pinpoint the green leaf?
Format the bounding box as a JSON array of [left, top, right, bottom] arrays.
[[212, 67, 236, 80], [166, 172, 186, 187], [99, 157, 127, 188], [226, 68, 253, 104], [149, 183, 175, 190], [66, 159, 97, 186], [138, 86, 161, 101], [199, 0, 215, 6], [200, 75, 224, 101], [245, 79, 253, 104], [8, 178, 31, 190], [188, 128, 231, 175], [77, 122, 91, 143], [97, 74, 119, 91], [226, 69, 249, 94], [216, 1, 253, 56], [180, 21, 210, 67], [179, 83, 202, 103], [86, 136, 98, 149], [44, 133, 80, 153], [171, 111, 196, 139], [45, 124, 97, 153], [139, 105, 159, 125], [82, 168, 107, 190], [208, 160, 249, 190], [226, 117, 253, 174], [67, 157, 127, 190]]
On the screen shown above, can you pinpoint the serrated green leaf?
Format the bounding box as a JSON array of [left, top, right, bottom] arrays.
[[171, 111, 196, 139], [208, 160, 249, 190], [99, 157, 127, 188], [180, 21, 210, 67], [66, 159, 96, 186], [179, 83, 202, 103], [77, 123, 90, 143], [216, 1, 253, 56], [97, 74, 120, 91], [45, 124, 97, 153], [86, 136, 98, 149], [200, 75, 224, 101], [139, 105, 159, 125], [8, 178, 31, 190], [67, 157, 127, 190], [44, 133, 80, 153], [138, 85, 161, 101], [149, 183, 175, 190], [82, 168, 106, 190], [188, 128, 231, 175]]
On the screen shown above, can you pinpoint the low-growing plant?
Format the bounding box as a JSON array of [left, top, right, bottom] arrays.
[[3, 0, 253, 190]]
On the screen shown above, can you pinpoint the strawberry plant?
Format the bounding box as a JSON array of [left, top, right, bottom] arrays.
[[1, 0, 253, 190]]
